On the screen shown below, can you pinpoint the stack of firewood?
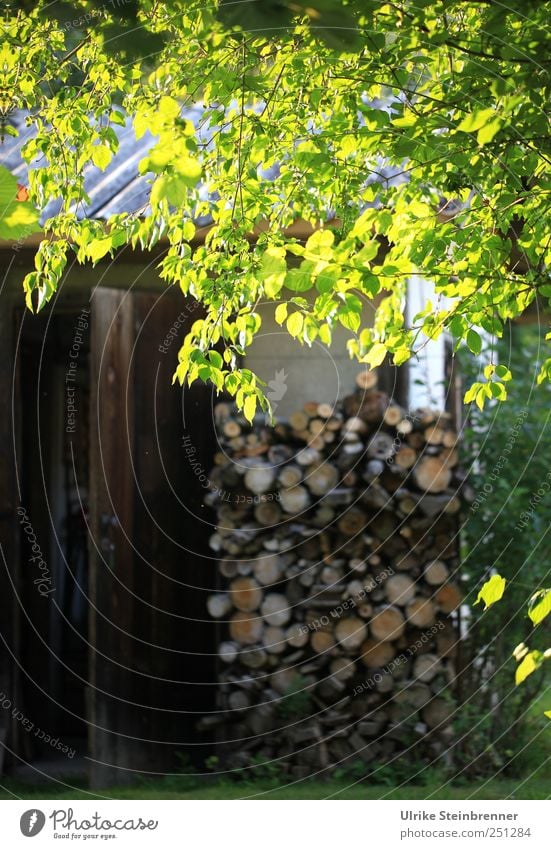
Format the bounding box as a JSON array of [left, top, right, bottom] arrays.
[[202, 370, 464, 777]]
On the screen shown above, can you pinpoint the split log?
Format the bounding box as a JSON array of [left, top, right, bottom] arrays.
[[321, 565, 342, 585], [374, 671, 394, 693], [267, 444, 294, 465], [383, 404, 405, 427], [253, 554, 283, 585], [261, 593, 291, 626], [363, 458, 385, 480], [355, 368, 378, 390], [304, 401, 319, 417], [370, 606, 406, 642], [417, 492, 461, 517], [424, 425, 445, 445], [357, 601, 373, 618], [254, 500, 283, 525], [442, 430, 458, 448], [218, 641, 239, 663], [330, 657, 356, 681], [394, 446, 417, 470], [422, 698, 455, 729], [360, 639, 395, 669], [240, 647, 269, 668], [343, 416, 368, 436], [286, 623, 310, 648], [311, 504, 335, 527], [280, 486, 310, 514], [338, 507, 367, 536], [223, 420, 241, 438], [229, 611, 264, 645], [334, 616, 367, 650], [244, 464, 276, 494], [219, 559, 239, 579], [270, 668, 298, 695], [296, 447, 321, 467], [396, 418, 414, 436], [306, 462, 339, 496], [237, 559, 254, 576], [229, 577, 263, 612], [434, 583, 462, 612], [278, 464, 303, 488], [311, 630, 336, 654], [309, 417, 325, 436], [384, 574, 417, 606], [289, 410, 309, 431], [424, 560, 449, 586], [413, 653, 441, 683], [413, 456, 452, 493], [367, 433, 394, 460], [207, 594, 232, 619], [262, 626, 287, 654], [406, 598, 436, 627], [317, 402, 334, 418]]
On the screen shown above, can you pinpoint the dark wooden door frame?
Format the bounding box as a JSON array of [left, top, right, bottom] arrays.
[[88, 287, 217, 788]]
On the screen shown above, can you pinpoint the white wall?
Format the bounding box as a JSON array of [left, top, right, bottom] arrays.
[[406, 276, 449, 410], [245, 303, 363, 420], [246, 282, 451, 420]]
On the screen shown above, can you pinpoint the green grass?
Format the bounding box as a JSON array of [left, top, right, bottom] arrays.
[[2, 687, 548, 800], [1, 771, 550, 800]]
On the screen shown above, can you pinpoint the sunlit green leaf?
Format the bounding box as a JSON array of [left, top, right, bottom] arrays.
[[528, 589, 551, 626], [475, 574, 506, 610], [515, 650, 543, 685]]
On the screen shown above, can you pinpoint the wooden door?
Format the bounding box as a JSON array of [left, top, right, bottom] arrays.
[[88, 288, 217, 788], [0, 292, 21, 774]]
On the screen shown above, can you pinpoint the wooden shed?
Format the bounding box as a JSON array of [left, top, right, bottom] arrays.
[[0, 112, 449, 786]]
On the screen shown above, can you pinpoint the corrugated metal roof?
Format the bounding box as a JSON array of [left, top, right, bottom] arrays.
[[0, 103, 407, 227], [0, 106, 214, 224]]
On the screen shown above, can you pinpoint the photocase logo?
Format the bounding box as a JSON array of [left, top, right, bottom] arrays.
[[265, 368, 288, 421], [20, 809, 46, 837]]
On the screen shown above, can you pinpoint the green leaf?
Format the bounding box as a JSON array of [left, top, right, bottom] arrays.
[[275, 303, 288, 325], [495, 365, 512, 381], [457, 108, 497, 133], [173, 156, 202, 184], [243, 394, 257, 423], [477, 118, 501, 146], [91, 145, 113, 170], [85, 237, 115, 263], [0, 165, 41, 241], [285, 264, 314, 293], [366, 342, 387, 368], [286, 312, 304, 338], [475, 574, 506, 610], [466, 329, 482, 355], [259, 246, 287, 298], [304, 229, 334, 260], [151, 173, 193, 208], [338, 306, 360, 333], [515, 650, 543, 685], [528, 589, 551, 626], [316, 265, 341, 294]]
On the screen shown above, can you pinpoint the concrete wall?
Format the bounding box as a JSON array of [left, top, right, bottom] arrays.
[[244, 302, 362, 420]]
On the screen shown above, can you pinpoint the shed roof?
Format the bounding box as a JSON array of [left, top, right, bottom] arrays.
[[0, 105, 406, 230]]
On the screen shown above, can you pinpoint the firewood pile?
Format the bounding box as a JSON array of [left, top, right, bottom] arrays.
[[202, 370, 463, 777]]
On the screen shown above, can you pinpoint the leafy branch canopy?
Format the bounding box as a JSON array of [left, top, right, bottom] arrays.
[[1, 0, 550, 418]]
